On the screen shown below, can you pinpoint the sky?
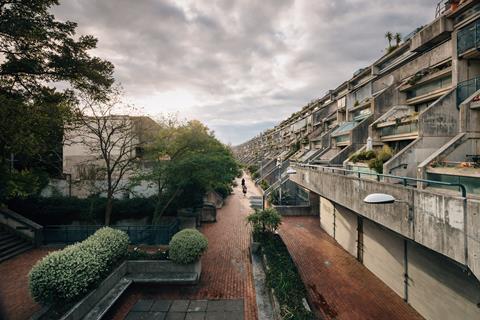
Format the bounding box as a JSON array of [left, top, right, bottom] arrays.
[[52, 0, 440, 145]]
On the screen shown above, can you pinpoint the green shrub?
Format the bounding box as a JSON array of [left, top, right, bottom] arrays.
[[169, 229, 208, 264], [350, 150, 376, 163], [29, 227, 129, 305], [246, 208, 282, 235], [368, 158, 384, 173], [259, 233, 314, 319], [259, 179, 269, 191], [8, 196, 157, 225]]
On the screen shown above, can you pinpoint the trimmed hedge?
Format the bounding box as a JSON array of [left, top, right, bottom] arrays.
[[29, 227, 129, 305], [169, 229, 208, 264], [7, 196, 157, 225]]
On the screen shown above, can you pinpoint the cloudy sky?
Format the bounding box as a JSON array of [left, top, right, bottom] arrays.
[[53, 0, 439, 145]]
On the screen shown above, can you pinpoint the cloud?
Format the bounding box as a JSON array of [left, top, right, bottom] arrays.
[[52, 0, 439, 144]]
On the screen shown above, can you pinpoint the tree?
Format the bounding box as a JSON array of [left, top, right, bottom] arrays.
[[394, 32, 402, 47], [0, 0, 114, 202], [138, 119, 239, 223], [385, 31, 393, 48], [71, 92, 157, 225]]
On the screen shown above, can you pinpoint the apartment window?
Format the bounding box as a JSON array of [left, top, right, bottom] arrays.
[[406, 76, 451, 99]]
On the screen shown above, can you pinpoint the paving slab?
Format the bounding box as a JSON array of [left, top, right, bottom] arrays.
[[187, 300, 208, 312], [151, 300, 172, 312], [170, 299, 190, 312], [131, 299, 154, 312]]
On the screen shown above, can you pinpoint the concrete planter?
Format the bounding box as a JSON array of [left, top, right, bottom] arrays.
[[31, 259, 202, 320], [127, 259, 202, 279]]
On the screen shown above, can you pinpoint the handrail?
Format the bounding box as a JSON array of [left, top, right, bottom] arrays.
[[293, 162, 467, 198], [0, 207, 44, 246]]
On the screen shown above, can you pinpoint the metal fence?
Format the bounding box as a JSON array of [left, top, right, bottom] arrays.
[[43, 220, 180, 245], [457, 76, 480, 106], [457, 18, 480, 56]]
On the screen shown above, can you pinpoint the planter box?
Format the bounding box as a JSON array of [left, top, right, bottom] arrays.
[[31, 259, 202, 320]]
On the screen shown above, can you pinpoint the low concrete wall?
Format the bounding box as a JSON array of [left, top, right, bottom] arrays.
[[290, 165, 480, 281], [272, 205, 314, 216], [127, 260, 201, 275]]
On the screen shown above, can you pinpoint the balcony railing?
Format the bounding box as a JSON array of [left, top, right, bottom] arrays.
[[457, 18, 480, 56], [380, 121, 418, 138], [457, 76, 480, 106], [334, 134, 350, 144]]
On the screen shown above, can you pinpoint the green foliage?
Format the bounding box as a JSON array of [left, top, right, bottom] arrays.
[[246, 208, 282, 235], [349, 150, 376, 163], [138, 120, 239, 221], [126, 248, 169, 260], [367, 145, 393, 173], [258, 233, 314, 320], [247, 164, 259, 174], [0, 0, 114, 203], [8, 196, 157, 225], [29, 227, 129, 305], [252, 171, 260, 179], [168, 229, 208, 264], [0, 169, 49, 201], [268, 189, 294, 206], [259, 179, 270, 191]]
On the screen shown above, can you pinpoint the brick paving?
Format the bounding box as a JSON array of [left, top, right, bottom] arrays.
[[0, 248, 55, 320], [106, 175, 259, 320], [278, 216, 424, 320]]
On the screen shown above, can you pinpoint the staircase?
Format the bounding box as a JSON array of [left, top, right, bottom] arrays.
[[0, 229, 33, 262]]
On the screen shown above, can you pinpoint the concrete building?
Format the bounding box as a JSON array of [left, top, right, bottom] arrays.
[[234, 1, 480, 319], [61, 115, 160, 198]]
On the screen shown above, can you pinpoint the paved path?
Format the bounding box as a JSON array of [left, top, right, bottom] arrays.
[[240, 173, 422, 320], [108, 175, 260, 320], [0, 248, 54, 320]]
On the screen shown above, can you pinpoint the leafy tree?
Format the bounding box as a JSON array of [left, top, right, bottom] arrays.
[[0, 0, 114, 202], [71, 91, 157, 225], [138, 119, 239, 223]]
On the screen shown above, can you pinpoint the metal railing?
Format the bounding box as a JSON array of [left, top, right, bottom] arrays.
[[0, 208, 44, 246], [292, 163, 467, 197], [44, 220, 180, 245], [457, 76, 480, 106], [457, 18, 480, 55]]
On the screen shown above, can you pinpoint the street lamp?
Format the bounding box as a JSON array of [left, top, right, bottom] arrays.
[[363, 193, 413, 221]]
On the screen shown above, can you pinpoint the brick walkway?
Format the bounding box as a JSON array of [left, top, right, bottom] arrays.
[[0, 248, 54, 320], [107, 175, 259, 320], [278, 216, 423, 320]]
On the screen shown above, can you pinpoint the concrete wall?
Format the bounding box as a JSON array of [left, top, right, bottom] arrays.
[[363, 219, 405, 298], [334, 205, 358, 257], [320, 197, 335, 238], [290, 166, 480, 281], [408, 242, 480, 320]]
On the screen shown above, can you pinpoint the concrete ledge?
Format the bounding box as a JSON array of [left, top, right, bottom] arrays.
[[32, 259, 202, 320], [272, 205, 315, 216]]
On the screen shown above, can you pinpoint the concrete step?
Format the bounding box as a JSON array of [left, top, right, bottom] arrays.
[[127, 272, 199, 285], [0, 233, 16, 242], [0, 243, 33, 263], [0, 238, 25, 252], [82, 278, 132, 320]]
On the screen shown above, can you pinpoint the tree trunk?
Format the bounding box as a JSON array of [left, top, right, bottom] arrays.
[[105, 192, 113, 225]]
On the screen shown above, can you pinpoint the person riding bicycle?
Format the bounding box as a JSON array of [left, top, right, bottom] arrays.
[[242, 184, 247, 196], [241, 178, 246, 186]]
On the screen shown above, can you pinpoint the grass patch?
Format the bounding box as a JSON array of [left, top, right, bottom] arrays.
[[256, 233, 314, 320]]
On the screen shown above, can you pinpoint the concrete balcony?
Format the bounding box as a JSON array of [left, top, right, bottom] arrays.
[[289, 164, 480, 281], [410, 15, 453, 53]]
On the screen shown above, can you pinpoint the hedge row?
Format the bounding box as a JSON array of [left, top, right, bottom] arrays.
[[29, 227, 129, 305], [8, 196, 157, 225]]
